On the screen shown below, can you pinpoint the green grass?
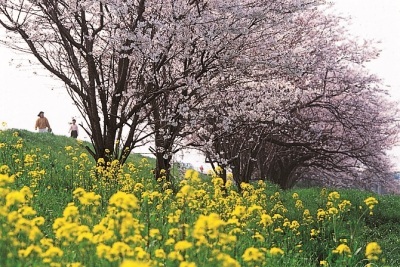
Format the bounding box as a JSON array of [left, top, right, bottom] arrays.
[[0, 129, 155, 234], [1, 129, 400, 267]]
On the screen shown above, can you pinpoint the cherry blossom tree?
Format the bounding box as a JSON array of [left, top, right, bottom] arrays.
[[0, 0, 161, 163], [1, 0, 397, 188], [0, 0, 321, 176], [138, 0, 322, 180], [192, 7, 399, 189]]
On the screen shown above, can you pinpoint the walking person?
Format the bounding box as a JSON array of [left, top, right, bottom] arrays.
[[35, 111, 52, 133], [69, 119, 79, 138]]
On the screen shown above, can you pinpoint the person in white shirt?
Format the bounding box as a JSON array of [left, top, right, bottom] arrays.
[[69, 119, 79, 138]]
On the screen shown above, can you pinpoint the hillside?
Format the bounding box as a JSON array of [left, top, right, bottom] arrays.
[[0, 129, 400, 266]]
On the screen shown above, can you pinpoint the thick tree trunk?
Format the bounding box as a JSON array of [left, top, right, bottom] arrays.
[[155, 152, 172, 181], [266, 158, 297, 189]]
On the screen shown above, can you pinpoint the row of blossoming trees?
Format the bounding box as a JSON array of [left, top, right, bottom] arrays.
[[0, 0, 398, 189]]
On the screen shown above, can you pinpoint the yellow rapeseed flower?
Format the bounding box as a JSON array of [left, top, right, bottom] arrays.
[[184, 169, 200, 182], [242, 247, 264, 262], [5, 190, 26, 207], [328, 191, 340, 201], [179, 185, 192, 197], [149, 228, 161, 239], [283, 218, 290, 228], [206, 213, 225, 230], [338, 200, 351, 211], [212, 177, 224, 187], [231, 205, 247, 217], [365, 242, 382, 261], [0, 173, 14, 187], [134, 247, 149, 260], [214, 166, 224, 174], [193, 213, 225, 240], [259, 214, 273, 227], [79, 153, 89, 160], [109, 191, 139, 210], [328, 207, 338, 215], [27, 225, 43, 241], [320, 260, 329, 266], [165, 238, 175, 246], [107, 242, 134, 260], [0, 165, 10, 174], [218, 233, 237, 245], [18, 245, 42, 258], [248, 204, 263, 213], [317, 209, 326, 221], [168, 251, 184, 261], [310, 229, 320, 239], [168, 228, 180, 238], [179, 262, 197, 267], [73, 187, 85, 197], [18, 206, 36, 217], [272, 202, 288, 214], [270, 247, 284, 256], [134, 183, 144, 192], [295, 200, 304, 209], [79, 191, 101, 206], [40, 238, 54, 248], [63, 204, 79, 218], [184, 169, 194, 179], [155, 248, 166, 259], [333, 244, 351, 256], [290, 220, 300, 231], [303, 209, 313, 223], [364, 197, 378, 211], [252, 232, 265, 242], [41, 246, 64, 258], [216, 252, 241, 267], [168, 210, 182, 223], [96, 243, 111, 259], [77, 232, 94, 243], [120, 259, 151, 267], [174, 240, 193, 251], [32, 216, 45, 226]]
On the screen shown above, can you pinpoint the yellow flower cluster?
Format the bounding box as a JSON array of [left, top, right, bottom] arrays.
[[364, 197, 378, 215], [365, 242, 382, 261], [0, 132, 387, 267], [0, 174, 66, 265], [332, 243, 351, 256]]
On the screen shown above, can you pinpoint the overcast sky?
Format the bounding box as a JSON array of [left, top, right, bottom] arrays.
[[1, 0, 400, 168], [333, 0, 400, 96], [332, 0, 400, 167]]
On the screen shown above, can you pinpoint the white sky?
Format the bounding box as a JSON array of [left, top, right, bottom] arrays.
[[1, 0, 400, 169], [331, 0, 400, 169], [333, 0, 400, 95]]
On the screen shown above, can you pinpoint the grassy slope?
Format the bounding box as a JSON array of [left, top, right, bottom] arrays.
[[0, 129, 154, 230], [1, 129, 400, 265]]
